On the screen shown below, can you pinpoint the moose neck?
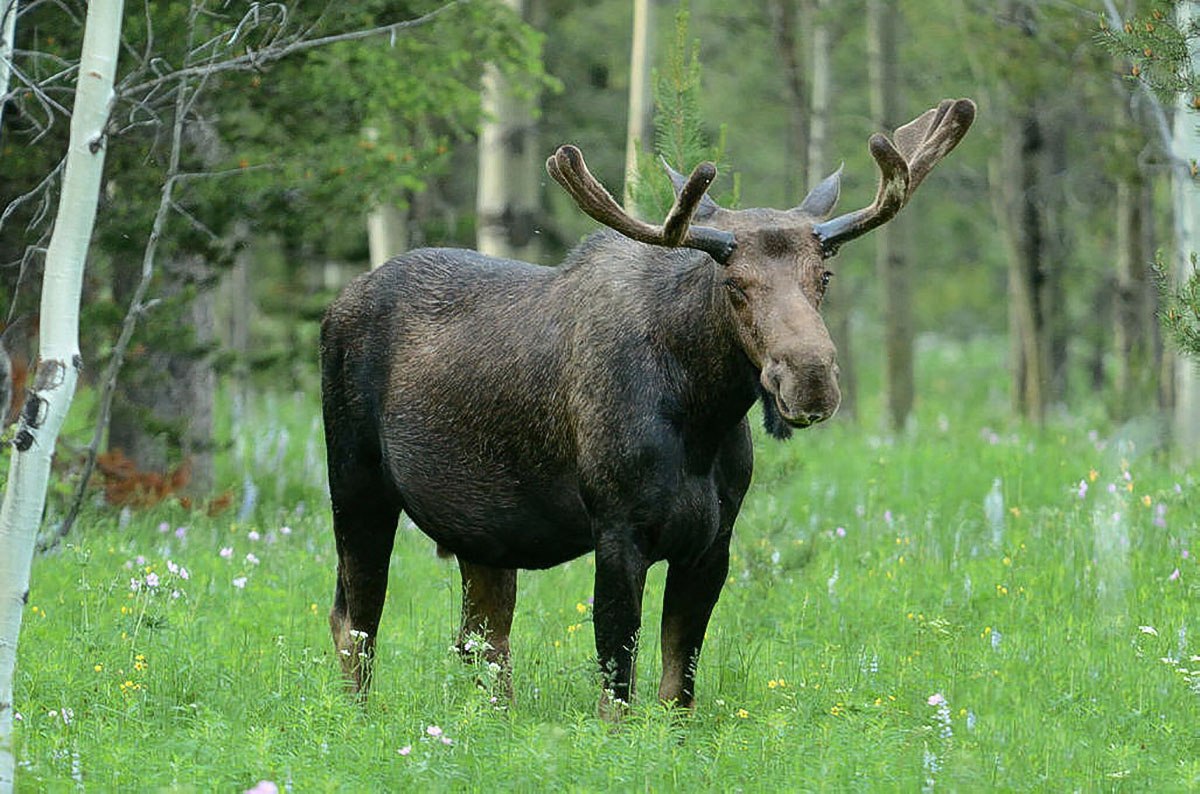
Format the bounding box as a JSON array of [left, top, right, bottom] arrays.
[[652, 252, 760, 435]]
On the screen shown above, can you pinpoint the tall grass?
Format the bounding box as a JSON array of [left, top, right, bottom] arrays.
[[12, 335, 1199, 790]]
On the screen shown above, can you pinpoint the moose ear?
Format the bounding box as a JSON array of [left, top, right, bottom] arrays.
[[794, 165, 842, 219], [662, 158, 721, 221]]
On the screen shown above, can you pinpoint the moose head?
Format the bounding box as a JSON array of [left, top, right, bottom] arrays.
[[547, 98, 976, 439]]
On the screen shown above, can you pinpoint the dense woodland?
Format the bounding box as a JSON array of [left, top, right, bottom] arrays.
[[1, 0, 1198, 503]]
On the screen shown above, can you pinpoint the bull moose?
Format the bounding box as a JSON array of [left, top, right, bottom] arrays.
[[320, 98, 975, 715]]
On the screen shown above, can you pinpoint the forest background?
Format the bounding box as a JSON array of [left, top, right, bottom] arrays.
[[1, 0, 1199, 790], [1, 0, 1197, 493]]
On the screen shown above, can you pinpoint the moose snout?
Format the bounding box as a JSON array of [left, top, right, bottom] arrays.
[[761, 352, 841, 428]]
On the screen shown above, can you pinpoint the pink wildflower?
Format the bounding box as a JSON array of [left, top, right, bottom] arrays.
[[232, 577, 248, 589], [219, 547, 233, 559], [397, 745, 412, 756], [927, 693, 946, 707], [248, 530, 261, 542], [1169, 568, 1181, 582], [242, 781, 278, 794], [426, 725, 443, 738]]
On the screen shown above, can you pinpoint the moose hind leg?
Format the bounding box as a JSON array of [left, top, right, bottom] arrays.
[[456, 559, 517, 696], [329, 494, 401, 699]]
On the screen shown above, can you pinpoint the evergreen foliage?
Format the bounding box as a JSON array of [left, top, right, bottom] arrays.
[[627, 3, 735, 220]]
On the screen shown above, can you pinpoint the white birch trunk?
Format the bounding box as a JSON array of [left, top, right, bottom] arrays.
[[476, 0, 523, 259], [0, 0, 123, 788], [806, 0, 831, 187], [623, 0, 652, 209], [1173, 1, 1200, 462], [0, 1, 16, 130]]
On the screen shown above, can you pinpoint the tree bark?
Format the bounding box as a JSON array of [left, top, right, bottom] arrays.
[[867, 0, 913, 432], [992, 108, 1046, 422], [805, 0, 831, 191], [0, 0, 16, 131], [476, 0, 541, 262], [0, 1, 122, 787], [623, 0, 653, 209], [767, 0, 808, 199]]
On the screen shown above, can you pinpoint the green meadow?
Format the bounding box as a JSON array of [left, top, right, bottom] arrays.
[[12, 337, 1199, 791]]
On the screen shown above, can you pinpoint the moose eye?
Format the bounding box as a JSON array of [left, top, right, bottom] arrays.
[[821, 270, 833, 289], [723, 279, 749, 302]]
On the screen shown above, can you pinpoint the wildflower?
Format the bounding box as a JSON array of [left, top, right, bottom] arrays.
[[835, 526, 846, 538], [927, 693, 946, 707], [280, 526, 292, 535], [1138, 625, 1158, 636], [575, 602, 587, 615], [1149, 504, 1167, 529], [242, 782, 279, 794], [440, 736, 453, 746], [233, 577, 248, 589], [1077, 480, 1088, 498], [219, 547, 233, 559], [991, 630, 1002, 651], [246, 553, 260, 566], [129, 578, 141, 592], [426, 725, 443, 738], [736, 708, 749, 718], [13, 712, 21, 722], [248, 530, 261, 541], [1168, 568, 1181, 582], [157, 522, 170, 533], [397, 745, 412, 756], [174, 526, 187, 540], [1107, 483, 1117, 495], [135, 555, 146, 566], [1088, 468, 1099, 482], [884, 510, 894, 525], [145, 572, 160, 589], [1141, 495, 1152, 507], [94, 664, 102, 672]]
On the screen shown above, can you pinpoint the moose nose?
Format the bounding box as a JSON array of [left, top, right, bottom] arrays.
[[761, 354, 840, 428]]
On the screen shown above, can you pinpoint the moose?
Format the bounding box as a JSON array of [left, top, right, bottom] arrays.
[[320, 98, 975, 715]]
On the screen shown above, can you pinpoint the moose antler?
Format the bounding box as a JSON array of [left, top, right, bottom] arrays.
[[546, 145, 738, 264], [812, 98, 975, 257]]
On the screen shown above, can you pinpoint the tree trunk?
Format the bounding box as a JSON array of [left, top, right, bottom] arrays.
[[0, 2, 122, 787], [867, 0, 913, 432], [0, 1, 16, 131], [1172, 1, 1200, 460], [767, 0, 808, 199], [992, 108, 1047, 422], [476, 0, 541, 262], [367, 203, 408, 268], [805, 0, 831, 191], [623, 0, 653, 209], [1113, 173, 1156, 418]]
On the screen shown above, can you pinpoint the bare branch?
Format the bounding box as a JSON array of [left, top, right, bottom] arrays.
[[118, 0, 468, 99], [0, 154, 64, 237]]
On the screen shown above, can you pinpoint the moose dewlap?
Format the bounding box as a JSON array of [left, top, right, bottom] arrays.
[[320, 99, 975, 716]]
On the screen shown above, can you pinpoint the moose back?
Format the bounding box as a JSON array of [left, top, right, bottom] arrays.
[[320, 99, 975, 715]]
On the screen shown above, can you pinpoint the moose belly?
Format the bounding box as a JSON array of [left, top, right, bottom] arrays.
[[392, 463, 595, 570]]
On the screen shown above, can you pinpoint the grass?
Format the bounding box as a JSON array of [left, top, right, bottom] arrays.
[[12, 336, 1200, 791]]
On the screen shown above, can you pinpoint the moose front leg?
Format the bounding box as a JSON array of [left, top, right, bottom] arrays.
[[658, 535, 731, 708], [592, 534, 649, 720]]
